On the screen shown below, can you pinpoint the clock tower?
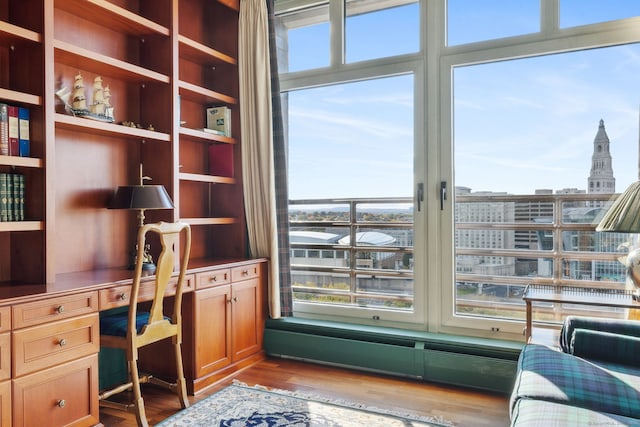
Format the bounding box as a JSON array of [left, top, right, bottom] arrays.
[[588, 119, 615, 194]]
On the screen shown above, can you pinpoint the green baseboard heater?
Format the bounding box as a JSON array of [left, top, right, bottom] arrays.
[[264, 318, 523, 394]]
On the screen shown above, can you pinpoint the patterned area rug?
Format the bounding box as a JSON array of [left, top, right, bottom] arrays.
[[157, 381, 454, 426]]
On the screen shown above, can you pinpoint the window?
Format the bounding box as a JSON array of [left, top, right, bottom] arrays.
[[447, 0, 539, 46], [443, 4, 640, 334], [276, 0, 640, 338], [560, 0, 640, 28], [276, 0, 423, 325], [277, 2, 330, 72], [346, 0, 419, 62]]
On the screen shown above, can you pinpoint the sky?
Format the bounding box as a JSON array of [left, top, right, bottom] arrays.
[[282, 1, 640, 199]]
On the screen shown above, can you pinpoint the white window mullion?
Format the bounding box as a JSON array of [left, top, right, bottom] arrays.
[[329, 0, 345, 66], [540, 0, 560, 35]]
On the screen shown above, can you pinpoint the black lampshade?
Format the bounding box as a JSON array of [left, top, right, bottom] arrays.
[[109, 185, 174, 210]]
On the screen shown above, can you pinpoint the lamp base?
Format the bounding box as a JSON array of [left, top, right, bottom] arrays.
[[127, 243, 155, 275]]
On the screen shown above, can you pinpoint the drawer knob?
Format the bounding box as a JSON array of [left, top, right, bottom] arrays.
[[56, 399, 66, 408], [242, 269, 249, 276], [56, 305, 65, 314], [118, 293, 128, 301], [210, 276, 218, 282], [58, 338, 67, 347]]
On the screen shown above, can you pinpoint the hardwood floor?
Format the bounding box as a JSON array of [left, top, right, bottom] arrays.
[[99, 357, 511, 426]]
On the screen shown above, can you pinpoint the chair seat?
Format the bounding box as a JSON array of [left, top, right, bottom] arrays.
[[101, 312, 171, 337]]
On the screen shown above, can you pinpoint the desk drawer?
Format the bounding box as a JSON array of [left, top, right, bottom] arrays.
[[231, 264, 261, 282], [99, 274, 194, 310], [13, 313, 99, 377], [12, 291, 98, 329], [0, 307, 10, 334], [196, 269, 231, 289], [12, 354, 99, 427]]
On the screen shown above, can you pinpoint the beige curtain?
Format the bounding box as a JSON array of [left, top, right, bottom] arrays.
[[239, 0, 281, 319]]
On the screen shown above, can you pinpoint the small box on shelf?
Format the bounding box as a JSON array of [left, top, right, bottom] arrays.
[[206, 106, 231, 137]]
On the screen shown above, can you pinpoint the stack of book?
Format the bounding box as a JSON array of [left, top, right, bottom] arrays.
[[205, 106, 231, 137], [0, 172, 25, 221], [0, 103, 30, 157]]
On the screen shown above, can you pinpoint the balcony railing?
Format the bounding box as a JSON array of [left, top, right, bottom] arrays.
[[289, 197, 414, 309], [289, 192, 629, 322]]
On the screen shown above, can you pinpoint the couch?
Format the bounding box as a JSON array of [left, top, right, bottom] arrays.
[[510, 316, 640, 426]]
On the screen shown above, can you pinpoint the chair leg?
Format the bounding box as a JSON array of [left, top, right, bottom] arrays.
[[174, 341, 190, 409], [129, 358, 149, 427]]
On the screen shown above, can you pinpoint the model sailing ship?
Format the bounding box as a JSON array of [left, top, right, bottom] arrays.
[[56, 73, 115, 122]]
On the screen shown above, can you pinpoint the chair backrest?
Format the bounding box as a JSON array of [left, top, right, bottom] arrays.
[[128, 221, 191, 347]]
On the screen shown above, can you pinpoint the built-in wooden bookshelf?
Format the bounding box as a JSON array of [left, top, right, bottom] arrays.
[[0, 0, 245, 283]]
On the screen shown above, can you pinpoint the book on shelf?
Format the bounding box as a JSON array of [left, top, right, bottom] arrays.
[[206, 106, 232, 137], [203, 128, 226, 136], [8, 105, 19, 156], [0, 104, 7, 156], [0, 172, 25, 222], [0, 173, 7, 221], [209, 143, 234, 178], [18, 107, 30, 157], [14, 173, 24, 221]]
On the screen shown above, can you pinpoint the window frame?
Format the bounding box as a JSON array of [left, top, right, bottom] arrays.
[[277, 0, 427, 328], [276, 0, 640, 338], [437, 2, 640, 337]]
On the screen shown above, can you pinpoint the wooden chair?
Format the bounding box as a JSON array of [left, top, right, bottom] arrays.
[[99, 221, 191, 427]]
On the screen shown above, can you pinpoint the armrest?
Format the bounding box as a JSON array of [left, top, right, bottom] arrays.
[[570, 328, 640, 367], [559, 315, 640, 353]]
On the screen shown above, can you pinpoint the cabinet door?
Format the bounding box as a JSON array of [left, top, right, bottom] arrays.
[[12, 354, 99, 427], [193, 285, 232, 377], [231, 278, 262, 361], [0, 381, 10, 427]]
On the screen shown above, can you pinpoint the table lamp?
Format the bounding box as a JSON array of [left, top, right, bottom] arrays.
[[596, 180, 640, 300], [109, 164, 174, 270]]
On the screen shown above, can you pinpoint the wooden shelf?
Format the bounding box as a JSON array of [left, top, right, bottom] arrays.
[[0, 221, 43, 232], [0, 155, 43, 168], [178, 81, 236, 105], [55, 0, 170, 37], [179, 172, 235, 185], [0, 88, 41, 107], [178, 35, 236, 65], [54, 40, 170, 84], [181, 217, 237, 226], [179, 127, 235, 144], [55, 113, 171, 142], [217, 0, 240, 11], [0, 20, 40, 45]]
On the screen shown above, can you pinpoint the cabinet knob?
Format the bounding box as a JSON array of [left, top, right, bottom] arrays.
[[227, 298, 233, 304], [233, 296, 238, 302], [56, 399, 66, 408], [56, 305, 65, 314], [118, 293, 128, 301], [242, 269, 249, 276], [210, 276, 218, 282], [58, 338, 67, 347]]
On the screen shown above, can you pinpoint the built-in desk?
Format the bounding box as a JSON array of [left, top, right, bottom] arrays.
[[0, 258, 267, 427]]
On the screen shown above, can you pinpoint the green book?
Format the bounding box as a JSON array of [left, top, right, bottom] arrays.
[[12, 173, 23, 221], [0, 173, 7, 221], [17, 173, 24, 221], [6, 173, 13, 221]]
